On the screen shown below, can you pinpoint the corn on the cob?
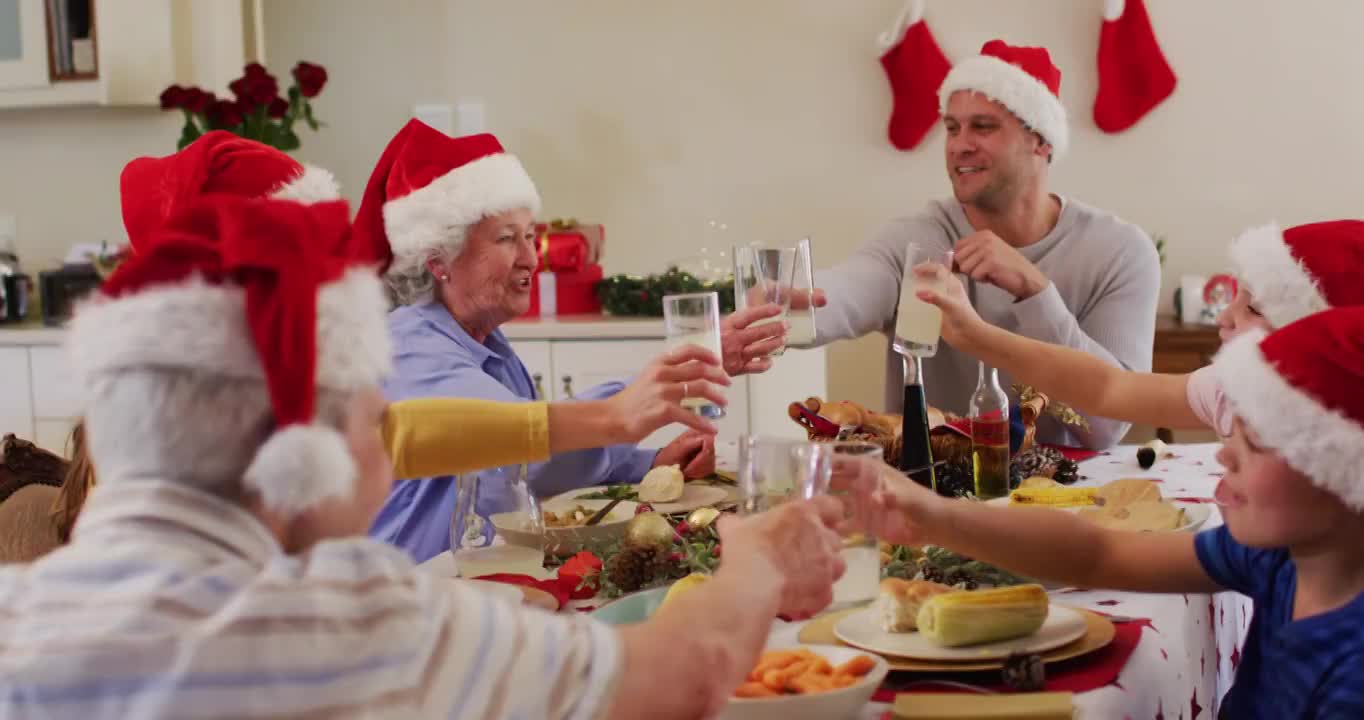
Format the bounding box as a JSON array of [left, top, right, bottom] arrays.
[[916, 584, 1049, 647], [1008, 486, 1099, 508]]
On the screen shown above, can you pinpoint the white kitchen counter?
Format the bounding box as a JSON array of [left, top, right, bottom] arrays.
[[500, 314, 667, 340], [0, 324, 65, 345], [0, 314, 667, 346]]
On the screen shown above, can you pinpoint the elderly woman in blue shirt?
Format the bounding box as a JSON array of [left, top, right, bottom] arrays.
[[355, 120, 786, 562]]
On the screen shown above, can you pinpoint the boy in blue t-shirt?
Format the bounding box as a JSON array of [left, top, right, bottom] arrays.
[[866, 307, 1364, 719]]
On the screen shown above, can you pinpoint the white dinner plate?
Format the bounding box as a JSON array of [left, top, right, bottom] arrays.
[[832, 605, 1088, 661], [556, 483, 729, 515]]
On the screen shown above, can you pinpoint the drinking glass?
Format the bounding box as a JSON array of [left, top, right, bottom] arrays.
[[733, 246, 798, 356], [737, 436, 885, 610], [893, 244, 955, 357], [787, 237, 818, 349], [662, 291, 725, 419], [450, 464, 545, 577]]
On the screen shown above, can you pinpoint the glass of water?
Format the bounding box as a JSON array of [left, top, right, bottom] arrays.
[[733, 246, 798, 356], [786, 238, 818, 349], [893, 244, 955, 357], [662, 291, 725, 419], [737, 436, 884, 610], [450, 464, 544, 576]]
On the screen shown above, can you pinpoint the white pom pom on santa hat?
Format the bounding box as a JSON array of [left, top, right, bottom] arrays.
[[244, 424, 357, 516]]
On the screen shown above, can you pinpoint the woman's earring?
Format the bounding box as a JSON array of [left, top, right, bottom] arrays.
[[439, 275, 450, 282]]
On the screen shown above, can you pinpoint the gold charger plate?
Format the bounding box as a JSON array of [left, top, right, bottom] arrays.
[[797, 605, 1115, 672]]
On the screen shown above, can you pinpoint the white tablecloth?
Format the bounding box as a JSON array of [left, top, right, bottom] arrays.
[[765, 442, 1252, 720]]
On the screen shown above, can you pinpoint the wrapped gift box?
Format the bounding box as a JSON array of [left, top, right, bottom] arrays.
[[534, 219, 604, 269], [522, 265, 604, 318]]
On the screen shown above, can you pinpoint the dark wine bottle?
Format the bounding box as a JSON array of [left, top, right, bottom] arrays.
[[900, 356, 936, 489]]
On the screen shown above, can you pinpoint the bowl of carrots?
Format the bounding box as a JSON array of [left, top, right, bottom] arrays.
[[722, 644, 888, 720]]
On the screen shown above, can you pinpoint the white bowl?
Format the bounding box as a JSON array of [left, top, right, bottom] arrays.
[[491, 497, 639, 552], [719, 644, 888, 720]]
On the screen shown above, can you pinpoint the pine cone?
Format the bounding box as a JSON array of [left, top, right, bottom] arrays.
[[650, 548, 687, 581], [605, 544, 660, 593], [1051, 457, 1080, 485], [933, 459, 974, 499]]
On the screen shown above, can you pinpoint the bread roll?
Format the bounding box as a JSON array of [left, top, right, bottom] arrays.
[[876, 578, 952, 632]]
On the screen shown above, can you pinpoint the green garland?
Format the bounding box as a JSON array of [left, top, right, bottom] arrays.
[[595, 267, 735, 317]]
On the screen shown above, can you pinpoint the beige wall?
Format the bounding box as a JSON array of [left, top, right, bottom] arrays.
[[5, 0, 1364, 417]]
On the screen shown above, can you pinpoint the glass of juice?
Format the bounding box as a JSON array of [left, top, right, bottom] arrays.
[[893, 244, 955, 357], [737, 436, 884, 610], [733, 245, 797, 356], [662, 291, 726, 419]]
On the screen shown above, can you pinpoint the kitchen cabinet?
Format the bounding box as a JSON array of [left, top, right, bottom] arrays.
[[0, 0, 265, 108], [0, 346, 33, 441], [0, 315, 828, 457]]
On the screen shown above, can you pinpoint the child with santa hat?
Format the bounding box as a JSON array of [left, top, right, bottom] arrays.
[[869, 305, 1364, 718]]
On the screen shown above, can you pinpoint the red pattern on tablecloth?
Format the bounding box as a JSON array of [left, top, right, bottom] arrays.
[[472, 573, 574, 609]]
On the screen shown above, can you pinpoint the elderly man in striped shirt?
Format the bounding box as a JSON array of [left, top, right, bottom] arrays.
[[0, 196, 849, 719]]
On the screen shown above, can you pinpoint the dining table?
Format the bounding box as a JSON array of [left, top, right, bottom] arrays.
[[760, 441, 1251, 720], [426, 441, 1252, 720]]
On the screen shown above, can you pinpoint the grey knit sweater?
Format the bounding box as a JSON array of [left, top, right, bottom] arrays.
[[814, 197, 1161, 449]]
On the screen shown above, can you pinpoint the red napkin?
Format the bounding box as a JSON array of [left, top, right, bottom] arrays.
[[869, 616, 1144, 703], [472, 573, 573, 610], [1046, 444, 1100, 463]]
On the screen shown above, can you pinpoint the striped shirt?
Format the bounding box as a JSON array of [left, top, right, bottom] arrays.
[[0, 480, 621, 719], [1195, 526, 1364, 719]]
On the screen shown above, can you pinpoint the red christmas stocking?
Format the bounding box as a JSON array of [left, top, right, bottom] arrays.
[[1094, 0, 1177, 133], [879, 0, 951, 151]]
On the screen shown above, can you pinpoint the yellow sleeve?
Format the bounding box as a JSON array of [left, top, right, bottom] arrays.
[[382, 398, 552, 479]]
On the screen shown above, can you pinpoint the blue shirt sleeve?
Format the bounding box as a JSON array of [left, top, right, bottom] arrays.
[[1194, 525, 1285, 597], [571, 379, 658, 486], [388, 333, 652, 499]]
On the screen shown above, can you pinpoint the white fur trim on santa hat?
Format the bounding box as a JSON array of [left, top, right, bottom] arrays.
[[271, 164, 342, 204], [67, 267, 393, 393], [1212, 330, 1364, 511], [1227, 223, 1328, 328], [244, 423, 356, 514], [382, 152, 542, 260], [938, 55, 1070, 160]]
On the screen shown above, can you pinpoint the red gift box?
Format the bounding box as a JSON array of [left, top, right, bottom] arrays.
[[533, 220, 604, 271], [523, 264, 604, 318]]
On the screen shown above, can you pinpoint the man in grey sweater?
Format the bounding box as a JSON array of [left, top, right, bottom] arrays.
[[814, 40, 1160, 450]]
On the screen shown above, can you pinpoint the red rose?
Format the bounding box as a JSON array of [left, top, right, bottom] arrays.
[[230, 71, 278, 109], [292, 61, 328, 98], [158, 85, 187, 110], [267, 97, 288, 118], [206, 99, 244, 128], [243, 62, 269, 78], [557, 551, 602, 600], [181, 87, 214, 114]]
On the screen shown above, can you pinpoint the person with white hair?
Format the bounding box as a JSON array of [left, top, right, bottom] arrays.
[[27, 133, 735, 557], [0, 195, 849, 718], [354, 120, 787, 562]]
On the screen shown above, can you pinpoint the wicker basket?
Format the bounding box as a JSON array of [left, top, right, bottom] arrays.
[[795, 394, 1051, 471]]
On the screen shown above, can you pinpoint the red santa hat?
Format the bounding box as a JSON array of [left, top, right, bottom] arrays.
[[67, 196, 392, 515], [938, 39, 1069, 160], [1228, 220, 1364, 328], [352, 119, 541, 269], [120, 131, 340, 253], [1212, 307, 1364, 511]]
